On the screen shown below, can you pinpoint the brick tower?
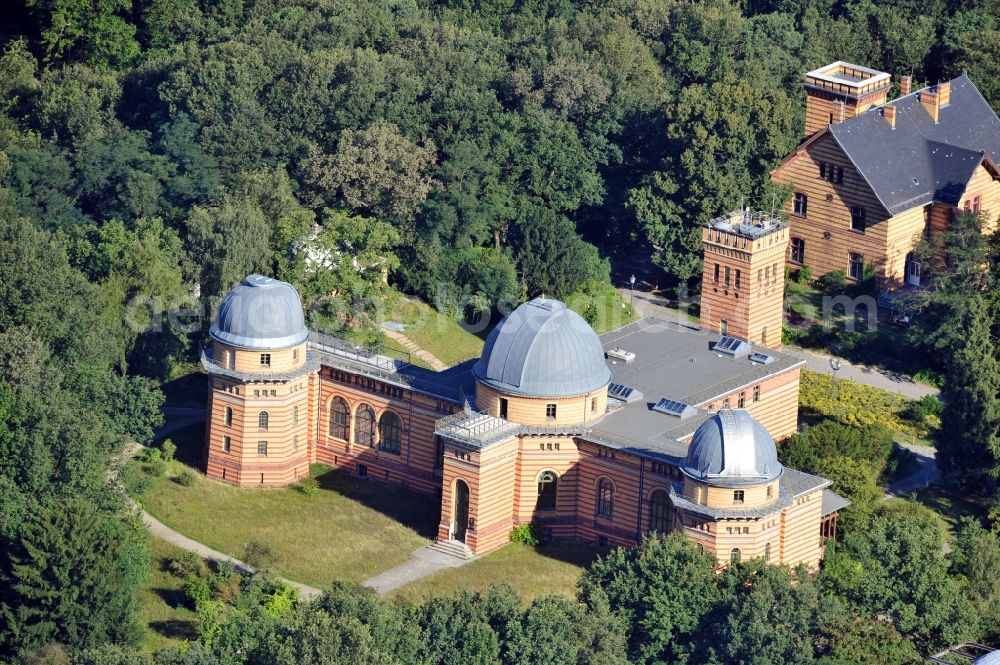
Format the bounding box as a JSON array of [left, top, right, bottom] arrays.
[[803, 61, 890, 137], [699, 209, 788, 349], [202, 275, 317, 486]]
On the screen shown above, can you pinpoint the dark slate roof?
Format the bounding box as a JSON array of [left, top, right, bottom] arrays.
[[309, 332, 475, 403], [828, 74, 1000, 215], [821, 488, 852, 516], [474, 298, 612, 397]]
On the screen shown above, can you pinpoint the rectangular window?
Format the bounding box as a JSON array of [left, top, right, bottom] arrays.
[[722, 398, 730, 409], [720, 319, 728, 336], [499, 398, 508, 419], [292, 348, 299, 362], [793, 192, 808, 217], [834, 166, 843, 183], [270, 390, 276, 397], [973, 195, 982, 212], [254, 390, 260, 397], [735, 269, 741, 289], [790, 237, 805, 264], [734, 490, 745, 504], [766, 484, 773, 498], [714, 263, 720, 283], [724, 266, 731, 287], [818, 161, 827, 179], [223, 436, 231, 453], [737, 392, 745, 408], [752, 385, 760, 403], [849, 252, 864, 281], [260, 353, 271, 367], [257, 441, 268, 456], [545, 403, 557, 420], [850, 206, 866, 233], [591, 397, 597, 413]]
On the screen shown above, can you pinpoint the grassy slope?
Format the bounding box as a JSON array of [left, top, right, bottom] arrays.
[[391, 297, 488, 366], [137, 461, 438, 587], [392, 542, 604, 605], [138, 537, 199, 653]]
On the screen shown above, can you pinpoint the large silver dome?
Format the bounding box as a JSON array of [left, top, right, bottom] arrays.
[[682, 410, 783, 485], [474, 298, 612, 397], [209, 275, 308, 350]]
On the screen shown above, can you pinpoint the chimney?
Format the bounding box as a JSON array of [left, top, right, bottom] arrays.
[[882, 104, 897, 129], [900, 75, 912, 96], [938, 81, 951, 108], [919, 85, 941, 123]]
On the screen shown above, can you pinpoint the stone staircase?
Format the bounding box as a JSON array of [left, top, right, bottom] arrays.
[[428, 538, 476, 560]]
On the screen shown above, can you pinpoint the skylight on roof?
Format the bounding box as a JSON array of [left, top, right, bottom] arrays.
[[714, 336, 752, 357], [652, 398, 697, 418], [608, 383, 643, 403]]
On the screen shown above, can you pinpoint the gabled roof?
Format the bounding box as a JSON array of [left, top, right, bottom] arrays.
[[825, 74, 1000, 216]]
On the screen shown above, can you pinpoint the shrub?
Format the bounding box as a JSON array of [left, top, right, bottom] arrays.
[[176, 470, 196, 487], [242, 541, 274, 569], [143, 447, 162, 463], [510, 522, 542, 546], [780, 420, 894, 476], [913, 369, 945, 388], [168, 551, 208, 578], [146, 458, 166, 477], [119, 463, 151, 496], [161, 438, 176, 462], [184, 575, 212, 609], [799, 371, 933, 439], [797, 265, 812, 284], [903, 395, 944, 422], [823, 270, 847, 291], [297, 477, 319, 495]]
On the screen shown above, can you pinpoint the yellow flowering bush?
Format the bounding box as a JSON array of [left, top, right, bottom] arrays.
[[799, 371, 933, 439]]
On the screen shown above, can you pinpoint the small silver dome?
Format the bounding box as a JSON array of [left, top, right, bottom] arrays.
[[682, 410, 783, 485], [474, 298, 611, 398], [209, 275, 308, 350]]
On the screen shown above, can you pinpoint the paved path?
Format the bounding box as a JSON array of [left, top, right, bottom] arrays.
[[884, 442, 941, 498], [361, 545, 474, 594], [789, 346, 939, 399], [382, 326, 449, 371]]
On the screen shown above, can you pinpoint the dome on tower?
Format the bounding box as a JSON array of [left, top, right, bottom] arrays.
[[474, 298, 611, 398], [209, 275, 308, 350], [682, 410, 783, 485]]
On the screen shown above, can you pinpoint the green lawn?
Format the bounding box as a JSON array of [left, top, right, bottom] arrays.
[[392, 541, 604, 605], [912, 479, 992, 538], [391, 297, 488, 367], [139, 537, 199, 653], [135, 461, 439, 587], [564, 285, 638, 334]]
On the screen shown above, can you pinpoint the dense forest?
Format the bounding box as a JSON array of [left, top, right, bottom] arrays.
[[1, 0, 1000, 662]]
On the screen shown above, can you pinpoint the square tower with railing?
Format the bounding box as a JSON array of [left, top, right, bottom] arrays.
[[802, 61, 891, 137], [699, 209, 789, 349]]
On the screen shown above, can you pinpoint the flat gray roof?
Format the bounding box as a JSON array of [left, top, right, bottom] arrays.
[[582, 318, 804, 459]]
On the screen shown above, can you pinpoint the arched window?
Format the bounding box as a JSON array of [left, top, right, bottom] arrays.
[[329, 397, 349, 440], [649, 490, 671, 534], [258, 411, 269, 430], [536, 471, 558, 511], [354, 405, 376, 447], [730, 548, 741, 565], [225, 407, 233, 427], [764, 542, 771, 563], [596, 479, 615, 518], [379, 411, 402, 454]]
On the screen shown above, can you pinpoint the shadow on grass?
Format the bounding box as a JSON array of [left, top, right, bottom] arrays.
[[313, 466, 440, 540], [161, 373, 208, 409], [153, 587, 190, 611], [159, 422, 206, 468], [148, 618, 198, 642], [529, 540, 608, 570]]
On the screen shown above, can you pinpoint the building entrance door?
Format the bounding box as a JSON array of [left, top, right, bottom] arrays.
[[905, 252, 921, 286], [453, 480, 470, 542]]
